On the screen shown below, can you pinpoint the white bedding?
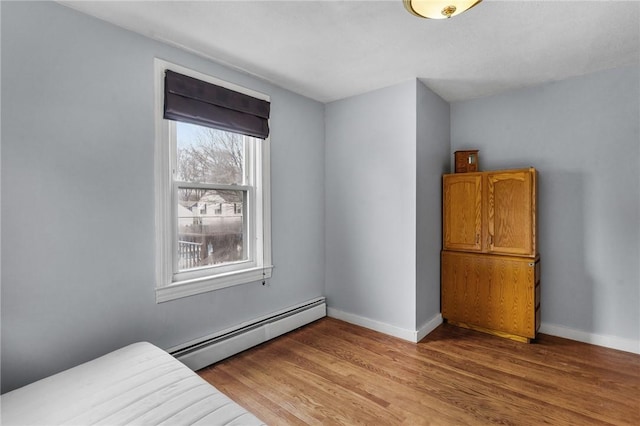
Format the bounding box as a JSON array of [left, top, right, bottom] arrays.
[[1, 342, 265, 425]]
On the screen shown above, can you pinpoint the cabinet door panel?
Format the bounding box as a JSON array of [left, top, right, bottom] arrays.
[[487, 170, 535, 256], [483, 256, 536, 337], [443, 174, 482, 251], [441, 251, 484, 325], [441, 251, 537, 339]]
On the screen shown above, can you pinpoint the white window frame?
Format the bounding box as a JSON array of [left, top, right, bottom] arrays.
[[154, 58, 272, 303]]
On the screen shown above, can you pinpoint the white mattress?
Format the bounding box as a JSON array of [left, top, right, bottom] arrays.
[[1, 342, 265, 425]]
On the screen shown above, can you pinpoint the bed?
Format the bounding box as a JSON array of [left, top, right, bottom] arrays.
[[1, 342, 265, 425]]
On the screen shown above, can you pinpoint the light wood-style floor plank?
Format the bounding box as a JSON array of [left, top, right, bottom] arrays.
[[198, 318, 640, 425]]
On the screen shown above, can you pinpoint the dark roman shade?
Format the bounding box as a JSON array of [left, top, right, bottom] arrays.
[[164, 69, 270, 139]]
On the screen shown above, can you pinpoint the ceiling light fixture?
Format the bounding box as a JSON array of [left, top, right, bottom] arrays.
[[403, 0, 482, 19]]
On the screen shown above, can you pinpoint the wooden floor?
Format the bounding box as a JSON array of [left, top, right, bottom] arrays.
[[198, 317, 640, 425]]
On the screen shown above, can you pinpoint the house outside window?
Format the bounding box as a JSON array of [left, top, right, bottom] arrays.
[[154, 59, 272, 302]]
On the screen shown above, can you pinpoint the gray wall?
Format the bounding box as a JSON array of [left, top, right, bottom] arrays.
[[416, 81, 450, 328], [325, 81, 417, 331], [1, 1, 325, 393], [451, 65, 640, 343]]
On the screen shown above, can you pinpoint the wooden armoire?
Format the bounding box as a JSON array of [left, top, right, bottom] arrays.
[[441, 167, 540, 342]]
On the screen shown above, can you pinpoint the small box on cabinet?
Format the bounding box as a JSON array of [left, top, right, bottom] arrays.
[[454, 150, 479, 173]]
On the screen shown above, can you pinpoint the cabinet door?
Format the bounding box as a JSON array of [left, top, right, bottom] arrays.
[[443, 174, 483, 251], [441, 251, 538, 339], [482, 254, 537, 338], [486, 169, 536, 256], [441, 251, 485, 326]]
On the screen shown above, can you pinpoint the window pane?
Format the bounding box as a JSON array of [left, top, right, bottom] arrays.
[[177, 188, 246, 271], [176, 122, 245, 185]]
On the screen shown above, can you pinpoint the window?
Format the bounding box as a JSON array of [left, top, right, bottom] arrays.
[[154, 59, 272, 302], [213, 202, 222, 215]]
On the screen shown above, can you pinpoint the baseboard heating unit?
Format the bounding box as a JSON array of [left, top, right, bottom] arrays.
[[170, 297, 326, 371]]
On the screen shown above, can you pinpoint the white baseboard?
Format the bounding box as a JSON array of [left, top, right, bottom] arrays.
[[540, 322, 640, 354], [327, 307, 442, 343], [326, 308, 639, 354], [416, 313, 443, 342]]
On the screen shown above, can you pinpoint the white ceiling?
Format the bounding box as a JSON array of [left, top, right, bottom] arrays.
[[58, 0, 640, 103]]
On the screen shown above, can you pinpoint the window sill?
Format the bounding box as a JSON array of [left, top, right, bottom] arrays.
[[156, 265, 273, 303]]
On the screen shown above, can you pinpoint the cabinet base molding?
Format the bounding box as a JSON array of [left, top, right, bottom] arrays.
[[445, 319, 533, 344]]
